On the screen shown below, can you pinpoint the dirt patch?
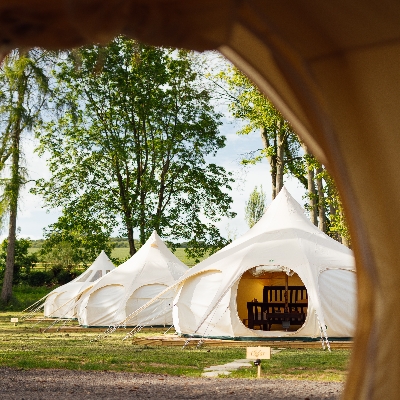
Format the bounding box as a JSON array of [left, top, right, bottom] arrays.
[[0, 367, 344, 399]]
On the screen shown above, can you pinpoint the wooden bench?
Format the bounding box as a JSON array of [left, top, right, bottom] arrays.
[[247, 286, 308, 330]]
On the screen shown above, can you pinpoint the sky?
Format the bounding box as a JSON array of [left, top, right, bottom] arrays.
[[4, 114, 307, 242]]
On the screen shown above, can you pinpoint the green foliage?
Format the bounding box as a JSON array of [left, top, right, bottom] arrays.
[[218, 65, 351, 243], [245, 185, 267, 228], [0, 238, 37, 284], [26, 270, 53, 287], [39, 210, 117, 267], [302, 155, 351, 245], [217, 65, 306, 199], [323, 173, 351, 246], [34, 37, 235, 261]]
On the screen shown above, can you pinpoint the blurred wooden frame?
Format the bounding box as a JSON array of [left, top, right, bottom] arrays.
[[0, 1, 399, 398]]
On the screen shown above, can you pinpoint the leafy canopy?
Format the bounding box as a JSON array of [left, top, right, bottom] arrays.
[[34, 38, 235, 260]]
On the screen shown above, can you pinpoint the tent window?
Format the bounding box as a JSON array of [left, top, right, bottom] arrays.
[[75, 270, 92, 283], [89, 270, 102, 282]]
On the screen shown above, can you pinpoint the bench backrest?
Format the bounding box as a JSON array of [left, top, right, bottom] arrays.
[[263, 286, 308, 304]]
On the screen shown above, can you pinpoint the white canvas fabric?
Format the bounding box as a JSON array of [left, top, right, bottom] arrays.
[[77, 231, 189, 327], [43, 251, 115, 318], [172, 187, 356, 339]]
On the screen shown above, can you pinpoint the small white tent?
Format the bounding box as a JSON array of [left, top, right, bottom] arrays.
[[77, 231, 189, 327], [172, 187, 356, 339], [44, 251, 115, 319]]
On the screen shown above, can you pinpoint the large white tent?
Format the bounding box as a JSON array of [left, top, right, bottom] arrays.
[[172, 187, 356, 339], [77, 231, 189, 327], [43, 251, 115, 319]]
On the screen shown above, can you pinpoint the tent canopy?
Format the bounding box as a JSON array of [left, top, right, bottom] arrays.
[[173, 187, 356, 339], [44, 250, 115, 318], [77, 231, 188, 327]]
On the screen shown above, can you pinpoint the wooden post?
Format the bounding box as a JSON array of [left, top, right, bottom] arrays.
[[284, 274, 289, 313]]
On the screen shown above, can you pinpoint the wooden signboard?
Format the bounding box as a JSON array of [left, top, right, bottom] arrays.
[[246, 346, 271, 360], [247, 347, 271, 378]]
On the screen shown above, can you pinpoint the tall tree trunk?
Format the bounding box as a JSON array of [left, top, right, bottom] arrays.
[[1, 130, 20, 303], [308, 168, 318, 226], [303, 146, 318, 226], [276, 126, 284, 194], [126, 224, 136, 256], [139, 191, 146, 246], [1, 205, 18, 303], [155, 157, 170, 233], [260, 127, 277, 199], [316, 166, 326, 232], [123, 210, 136, 256], [115, 165, 136, 256]]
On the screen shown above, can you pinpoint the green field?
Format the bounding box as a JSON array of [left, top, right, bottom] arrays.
[[111, 247, 201, 266], [29, 247, 203, 267], [0, 312, 350, 380]]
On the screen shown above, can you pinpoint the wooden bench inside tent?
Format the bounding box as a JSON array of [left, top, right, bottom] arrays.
[[247, 286, 308, 330]]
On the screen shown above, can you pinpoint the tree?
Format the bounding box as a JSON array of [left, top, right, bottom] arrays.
[[0, 50, 50, 303], [217, 66, 305, 199], [0, 237, 37, 284], [302, 153, 351, 246], [39, 208, 117, 268], [218, 64, 351, 244], [245, 185, 267, 228], [323, 172, 351, 246], [34, 37, 235, 260]]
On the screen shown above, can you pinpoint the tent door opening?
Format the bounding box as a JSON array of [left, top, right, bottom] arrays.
[[247, 284, 308, 331], [237, 269, 308, 332]]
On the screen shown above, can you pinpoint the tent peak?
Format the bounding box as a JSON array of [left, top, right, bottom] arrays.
[[254, 187, 309, 231]]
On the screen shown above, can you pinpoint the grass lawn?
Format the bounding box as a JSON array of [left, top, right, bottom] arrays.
[[0, 312, 350, 381], [0, 285, 57, 312]]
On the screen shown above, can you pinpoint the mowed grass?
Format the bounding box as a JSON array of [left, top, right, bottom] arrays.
[[0, 312, 350, 381]]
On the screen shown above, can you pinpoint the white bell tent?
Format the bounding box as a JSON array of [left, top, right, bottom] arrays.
[[77, 231, 189, 327], [43, 251, 115, 319], [172, 187, 356, 339]]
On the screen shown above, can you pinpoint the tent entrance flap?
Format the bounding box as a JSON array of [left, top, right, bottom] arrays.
[[237, 269, 308, 332]]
